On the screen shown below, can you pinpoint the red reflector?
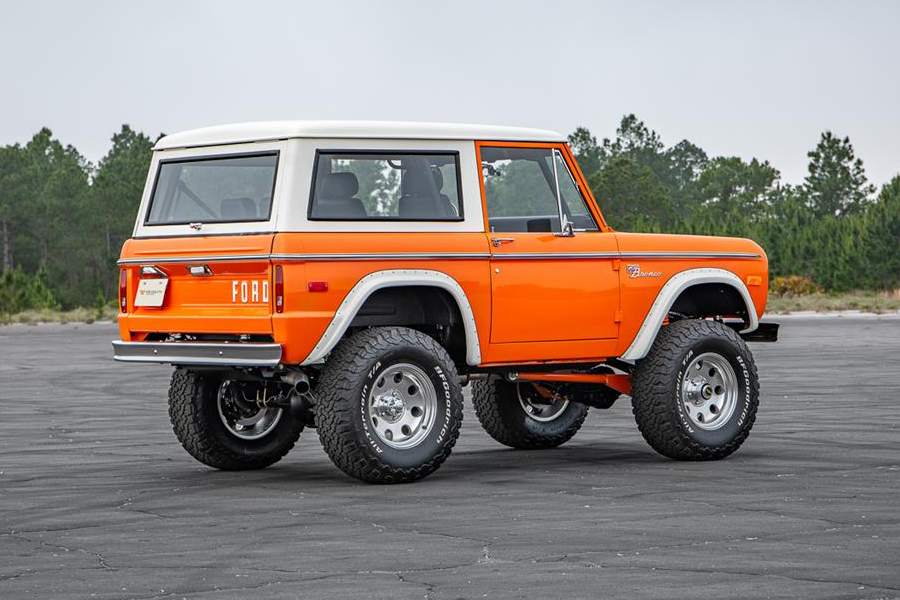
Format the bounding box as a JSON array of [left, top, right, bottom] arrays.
[[119, 269, 128, 312], [274, 265, 284, 313], [308, 281, 328, 293]]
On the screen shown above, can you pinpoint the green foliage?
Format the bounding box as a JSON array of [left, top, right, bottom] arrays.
[[571, 115, 899, 292], [0, 265, 58, 313], [0, 125, 152, 309], [0, 116, 897, 315], [770, 275, 820, 296], [803, 131, 875, 217]]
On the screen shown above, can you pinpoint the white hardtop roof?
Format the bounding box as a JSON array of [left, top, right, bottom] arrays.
[[154, 120, 566, 150]]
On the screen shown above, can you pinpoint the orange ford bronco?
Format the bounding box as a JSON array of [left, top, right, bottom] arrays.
[[113, 121, 778, 483]]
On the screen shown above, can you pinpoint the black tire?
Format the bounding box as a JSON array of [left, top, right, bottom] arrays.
[[168, 369, 303, 470], [315, 327, 464, 484], [471, 377, 589, 449], [631, 319, 759, 460]]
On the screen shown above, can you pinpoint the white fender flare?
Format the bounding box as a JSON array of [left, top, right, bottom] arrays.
[[301, 269, 482, 366], [619, 268, 759, 361]]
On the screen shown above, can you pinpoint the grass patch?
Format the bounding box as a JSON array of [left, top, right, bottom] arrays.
[[768, 289, 900, 314], [0, 305, 119, 325]]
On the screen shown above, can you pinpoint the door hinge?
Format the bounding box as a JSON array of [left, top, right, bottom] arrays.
[[612, 259, 620, 271], [614, 311, 623, 323]]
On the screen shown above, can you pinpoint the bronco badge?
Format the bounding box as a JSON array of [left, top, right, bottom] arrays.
[[626, 264, 663, 279]]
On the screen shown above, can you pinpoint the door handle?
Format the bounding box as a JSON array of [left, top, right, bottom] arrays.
[[491, 238, 515, 247]]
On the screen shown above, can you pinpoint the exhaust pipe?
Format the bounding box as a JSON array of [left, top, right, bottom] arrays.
[[281, 371, 315, 426], [293, 375, 310, 396], [281, 371, 311, 396]]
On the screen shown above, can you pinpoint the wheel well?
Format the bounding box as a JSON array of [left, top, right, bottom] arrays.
[[669, 283, 749, 322], [347, 286, 468, 367]]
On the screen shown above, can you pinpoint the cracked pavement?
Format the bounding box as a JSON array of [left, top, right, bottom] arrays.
[[1, 317, 898, 599]]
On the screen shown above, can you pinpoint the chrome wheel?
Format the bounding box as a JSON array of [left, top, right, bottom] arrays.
[[368, 363, 437, 450], [681, 352, 738, 431], [217, 380, 283, 441], [517, 383, 569, 423]]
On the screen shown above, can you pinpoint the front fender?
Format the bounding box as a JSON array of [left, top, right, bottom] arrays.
[[619, 268, 758, 361]]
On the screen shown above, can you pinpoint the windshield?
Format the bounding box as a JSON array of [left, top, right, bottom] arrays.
[[145, 153, 278, 225]]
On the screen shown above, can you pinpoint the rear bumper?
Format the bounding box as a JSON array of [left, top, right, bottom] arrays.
[[111, 341, 282, 367]]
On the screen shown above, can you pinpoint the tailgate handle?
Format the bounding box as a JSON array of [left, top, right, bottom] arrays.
[[140, 265, 167, 278], [187, 264, 214, 277]]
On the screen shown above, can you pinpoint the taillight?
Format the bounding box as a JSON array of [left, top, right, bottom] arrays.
[[274, 265, 284, 313], [119, 269, 128, 312]]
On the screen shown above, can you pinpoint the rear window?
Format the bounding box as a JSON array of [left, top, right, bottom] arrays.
[[308, 151, 462, 221], [145, 152, 278, 225]]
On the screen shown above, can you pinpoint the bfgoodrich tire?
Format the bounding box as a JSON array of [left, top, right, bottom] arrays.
[[315, 327, 464, 484], [631, 319, 759, 460], [472, 377, 589, 449], [168, 369, 303, 470]]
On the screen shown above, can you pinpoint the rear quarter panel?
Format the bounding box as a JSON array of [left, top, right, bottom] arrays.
[[270, 232, 492, 364]]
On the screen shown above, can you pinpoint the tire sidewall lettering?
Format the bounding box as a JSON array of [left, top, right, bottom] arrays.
[[676, 349, 697, 435]]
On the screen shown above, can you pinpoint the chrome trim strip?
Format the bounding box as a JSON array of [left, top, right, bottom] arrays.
[[492, 252, 620, 260], [118, 250, 759, 265], [618, 252, 761, 260], [117, 254, 269, 265], [270, 253, 491, 262], [111, 341, 282, 367]]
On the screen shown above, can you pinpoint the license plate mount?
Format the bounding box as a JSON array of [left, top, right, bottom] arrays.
[[134, 278, 168, 307]]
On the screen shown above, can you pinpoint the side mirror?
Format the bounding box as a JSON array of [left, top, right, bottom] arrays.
[[554, 220, 575, 238]]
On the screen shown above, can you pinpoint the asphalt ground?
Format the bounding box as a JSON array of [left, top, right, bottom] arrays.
[[1, 317, 898, 600]]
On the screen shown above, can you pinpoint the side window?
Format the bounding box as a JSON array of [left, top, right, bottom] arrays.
[[309, 152, 462, 220], [480, 146, 598, 233], [481, 147, 560, 233], [554, 150, 599, 231]]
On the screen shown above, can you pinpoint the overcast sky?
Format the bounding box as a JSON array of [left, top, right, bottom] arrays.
[[1, 0, 898, 185]]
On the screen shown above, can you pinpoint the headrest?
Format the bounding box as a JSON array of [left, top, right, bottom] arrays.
[[220, 197, 257, 219], [322, 172, 359, 198], [402, 168, 441, 195]]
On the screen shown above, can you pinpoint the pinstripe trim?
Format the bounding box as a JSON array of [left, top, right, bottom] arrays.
[[270, 253, 491, 262], [492, 252, 620, 260], [619, 252, 761, 260], [118, 250, 760, 265]]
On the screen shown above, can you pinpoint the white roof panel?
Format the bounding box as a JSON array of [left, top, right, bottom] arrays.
[[154, 120, 566, 150]]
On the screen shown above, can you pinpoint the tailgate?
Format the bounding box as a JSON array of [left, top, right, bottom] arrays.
[[119, 234, 275, 336]]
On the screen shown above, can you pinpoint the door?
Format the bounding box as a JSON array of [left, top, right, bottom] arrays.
[[478, 142, 620, 346]]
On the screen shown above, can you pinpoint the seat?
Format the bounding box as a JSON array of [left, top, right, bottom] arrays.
[[220, 197, 257, 219], [399, 167, 455, 218], [315, 172, 366, 218]]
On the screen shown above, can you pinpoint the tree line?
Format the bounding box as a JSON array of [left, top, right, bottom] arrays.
[[0, 116, 898, 312], [569, 115, 900, 292]]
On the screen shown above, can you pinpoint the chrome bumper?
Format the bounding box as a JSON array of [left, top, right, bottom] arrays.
[[111, 341, 282, 367]]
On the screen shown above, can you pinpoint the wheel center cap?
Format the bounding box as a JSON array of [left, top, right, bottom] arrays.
[[373, 391, 405, 423], [685, 377, 713, 405]]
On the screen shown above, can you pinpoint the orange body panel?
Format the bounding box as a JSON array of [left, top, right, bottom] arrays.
[[270, 232, 492, 364], [118, 235, 275, 341], [474, 141, 621, 363], [117, 139, 770, 369], [612, 232, 768, 357]]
